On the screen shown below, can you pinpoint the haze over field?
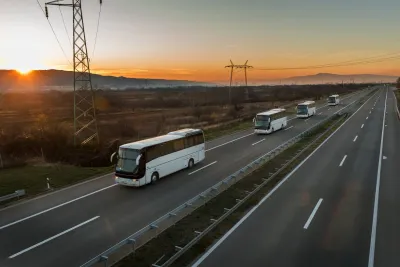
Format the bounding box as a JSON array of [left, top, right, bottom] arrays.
[[0, 70, 395, 91], [1, 0, 400, 83]]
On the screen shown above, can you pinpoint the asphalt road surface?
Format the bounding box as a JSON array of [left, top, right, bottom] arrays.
[[0, 89, 373, 267], [193, 87, 400, 267]]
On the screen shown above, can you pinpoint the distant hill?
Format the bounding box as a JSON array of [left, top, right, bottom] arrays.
[[0, 69, 213, 92], [267, 73, 398, 85]]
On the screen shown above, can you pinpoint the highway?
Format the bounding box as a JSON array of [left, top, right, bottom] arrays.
[[193, 87, 400, 267], [0, 89, 371, 267]]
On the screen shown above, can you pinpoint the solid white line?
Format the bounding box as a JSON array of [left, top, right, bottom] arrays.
[[339, 155, 347, 167], [368, 89, 387, 267], [361, 124, 364, 128], [206, 133, 253, 152], [303, 198, 323, 229], [0, 185, 115, 230], [353, 135, 358, 142], [188, 161, 217, 175], [284, 126, 294, 131], [252, 139, 265, 146], [9, 216, 100, 258], [192, 90, 377, 267]]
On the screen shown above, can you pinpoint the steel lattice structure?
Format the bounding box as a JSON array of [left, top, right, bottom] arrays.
[[45, 0, 101, 145]]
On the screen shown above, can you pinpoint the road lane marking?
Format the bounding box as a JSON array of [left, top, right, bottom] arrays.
[[366, 117, 369, 120], [252, 139, 265, 146], [318, 112, 322, 115], [303, 198, 323, 229], [305, 118, 311, 122], [368, 89, 387, 267], [188, 161, 217, 175], [361, 124, 364, 128], [206, 133, 253, 152], [192, 90, 378, 267], [0, 185, 115, 230], [9, 216, 100, 259], [284, 126, 293, 131], [339, 155, 347, 167], [353, 136, 358, 142]]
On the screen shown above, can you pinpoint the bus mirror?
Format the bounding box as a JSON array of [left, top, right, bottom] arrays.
[[110, 152, 118, 163], [252, 117, 255, 122]]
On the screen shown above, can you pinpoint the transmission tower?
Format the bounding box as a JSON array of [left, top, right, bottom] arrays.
[[224, 60, 253, 103], [45, 0, 102, 146]]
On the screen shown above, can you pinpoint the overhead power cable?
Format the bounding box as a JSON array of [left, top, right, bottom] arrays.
[[253, 52, 400, 71], [36, 0, 72, 66]]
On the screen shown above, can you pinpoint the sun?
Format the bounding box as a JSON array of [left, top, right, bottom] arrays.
[[16, 68, 32, 75]]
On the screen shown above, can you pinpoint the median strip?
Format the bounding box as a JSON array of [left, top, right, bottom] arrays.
[[112, 113, 351, 267]]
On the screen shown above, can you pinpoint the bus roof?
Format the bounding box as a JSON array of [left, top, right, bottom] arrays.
[[167, 128, 203, 137], [257, 108, 286, 116], [330, 94, 339, 97], [120, 134, 182, 150], [298, 100, 315, 106]]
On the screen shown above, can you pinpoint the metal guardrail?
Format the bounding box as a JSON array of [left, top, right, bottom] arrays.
[[158, 109, 350, 267], [81, 95, 364, 267], [0, 190, 25, 203]]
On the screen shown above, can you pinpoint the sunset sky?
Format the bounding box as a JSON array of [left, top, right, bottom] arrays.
[[1, 0, 400, 83]]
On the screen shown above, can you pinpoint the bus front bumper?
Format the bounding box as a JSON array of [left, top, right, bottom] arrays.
[[296, 114, 309, 118], [115, 176, 142, 187], [254, 129, 269, 134]]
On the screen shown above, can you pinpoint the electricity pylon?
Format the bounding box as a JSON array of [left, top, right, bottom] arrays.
[[45, 0, 101, 146], [225, 60, 253, 103]]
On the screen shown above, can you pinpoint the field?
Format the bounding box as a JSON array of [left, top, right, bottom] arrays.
[[0, 84, 370, 167], [0, 83, 371, 200]]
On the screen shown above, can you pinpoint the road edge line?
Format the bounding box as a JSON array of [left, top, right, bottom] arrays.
[[192, 89, 378, 267]]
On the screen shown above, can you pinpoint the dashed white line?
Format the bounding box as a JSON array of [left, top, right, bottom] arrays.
[[353, 136, 358, 142], [284, 126, 294, 131], [366, 117, 369, 120], [191, 90, 378, 267], [305, 118, 311, 122], [303, 198, 323, 229], [0, 184, 116, 230], [206, 133, 253, 152], [9, 216, 100, 258], [339, 155, 347, 167], [361, 124, 364, 129], [188, 161, 217, 175], [318, 112, 322, 115], [252, 139, 265, 146], [368, 89, 388, 267]]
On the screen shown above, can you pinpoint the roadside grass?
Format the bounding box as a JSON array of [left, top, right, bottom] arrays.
[[0, 165, 112, 199], [113, 111, 350, 267]]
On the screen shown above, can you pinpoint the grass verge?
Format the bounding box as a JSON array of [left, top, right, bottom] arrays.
[[113, 111, 351, 267], [0, 165, 112, 201]]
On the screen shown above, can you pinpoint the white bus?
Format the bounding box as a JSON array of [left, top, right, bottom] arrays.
[[328, 94, 340, 106], [297, 100, 316, 118], [112, 128, 205, 187], [253, 108, 287, 134]]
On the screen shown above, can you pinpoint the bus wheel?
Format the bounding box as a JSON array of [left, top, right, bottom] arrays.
[[150, 172, 159, 184], [188, 158, 194, 169]]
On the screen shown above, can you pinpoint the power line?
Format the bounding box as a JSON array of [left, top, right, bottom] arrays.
[[59, 6, 72, 47], [92, 3, 102, 60], [36, 0, 72, 66], [253, 52, 400, 71]]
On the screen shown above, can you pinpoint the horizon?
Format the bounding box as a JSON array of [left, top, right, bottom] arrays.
[[1, 0, 400, 83]]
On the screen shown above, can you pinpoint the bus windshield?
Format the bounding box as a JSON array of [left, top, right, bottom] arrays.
[[255, 115, 270, 124], [116, 148, 141, 173], [297, 105, 308, 114], [328, 96, 336, 103]]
